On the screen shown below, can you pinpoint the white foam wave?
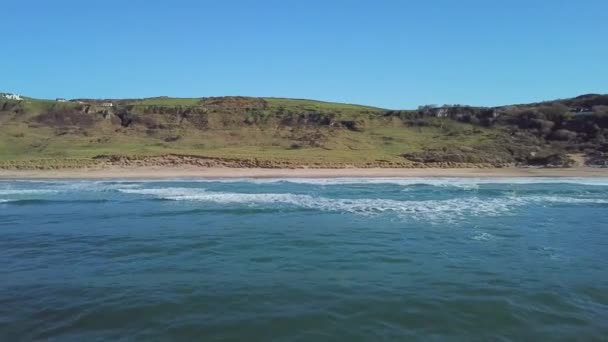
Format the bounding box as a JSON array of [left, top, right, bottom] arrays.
[[0, 189, 58, 195], [5, 177, 608, 190], [49, 181, 143, 191], [472, 232, 494, 241], [119, 187, 608, 221], [119, 188, 314, 205], [529, 196, 608, 204], [0, 181, 144, 194], [155, 177, 608, 187], [117, 188, 578, 221]]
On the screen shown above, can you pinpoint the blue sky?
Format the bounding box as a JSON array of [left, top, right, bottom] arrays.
[[1, 0, 606, 109]]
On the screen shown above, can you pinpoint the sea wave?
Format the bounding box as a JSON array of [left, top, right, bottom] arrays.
[[0, 199, 111, 205], [48, 181, 144, 192], [157, 177, 608, 187], [118, 187, 608, 221], [0, 181, 144, 194], [0, 189, 58, 195], [472, 232, 494, 241], [5, 177, 608, 190], [530, 196, 608, 204]]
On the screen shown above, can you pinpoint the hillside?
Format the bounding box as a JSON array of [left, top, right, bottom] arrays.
[[1, 94, 607, 169]]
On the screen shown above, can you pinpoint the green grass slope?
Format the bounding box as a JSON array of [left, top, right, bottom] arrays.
[[1, 94, 607, 168]]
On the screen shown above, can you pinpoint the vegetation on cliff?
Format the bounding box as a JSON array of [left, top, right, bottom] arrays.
[[1, 94, 607, 168]]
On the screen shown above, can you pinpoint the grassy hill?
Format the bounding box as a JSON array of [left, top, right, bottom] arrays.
[[1, 94, 607, 169]]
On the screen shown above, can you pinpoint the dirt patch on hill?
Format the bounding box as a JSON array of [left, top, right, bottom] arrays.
[[89, 154, 502, 169]]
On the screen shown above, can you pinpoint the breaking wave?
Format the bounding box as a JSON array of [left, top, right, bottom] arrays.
[[46, 181, 144, 192], [4, 177, 608, 192], [117, 187, 608, 221], [0, 189, 58, 195], [182, 177, 608, 186]]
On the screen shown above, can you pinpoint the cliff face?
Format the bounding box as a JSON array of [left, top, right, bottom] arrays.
[[0, 95, 607, 168]]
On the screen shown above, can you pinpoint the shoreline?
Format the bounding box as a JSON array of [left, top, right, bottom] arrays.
[[1, 166, 608, 179]]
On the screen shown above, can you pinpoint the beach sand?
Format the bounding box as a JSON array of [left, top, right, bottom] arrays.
[[1, 166, 608, 179]]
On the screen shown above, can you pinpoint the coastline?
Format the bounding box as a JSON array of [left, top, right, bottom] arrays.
[[1, 166, 608, 179]]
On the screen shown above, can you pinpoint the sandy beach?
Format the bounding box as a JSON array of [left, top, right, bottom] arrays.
[[1, 166, 608, 179]]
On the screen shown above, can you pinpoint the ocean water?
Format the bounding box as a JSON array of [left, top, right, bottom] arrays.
[[1, 178, 608, 341]]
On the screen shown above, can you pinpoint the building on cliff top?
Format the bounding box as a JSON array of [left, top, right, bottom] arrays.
[[1, 93, 22, 101]]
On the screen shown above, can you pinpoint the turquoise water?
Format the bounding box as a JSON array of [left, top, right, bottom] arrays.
[[1, 178, 608, 341]]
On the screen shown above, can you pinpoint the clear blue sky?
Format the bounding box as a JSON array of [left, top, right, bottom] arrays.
[[2, 0, 606, 109]]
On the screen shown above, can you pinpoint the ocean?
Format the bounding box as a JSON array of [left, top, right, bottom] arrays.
[[1, 178, 607, 341]]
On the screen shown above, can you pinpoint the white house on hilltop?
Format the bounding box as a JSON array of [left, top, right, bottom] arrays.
[[1, 93, 23, 101], [101, 102, 113, 107]]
